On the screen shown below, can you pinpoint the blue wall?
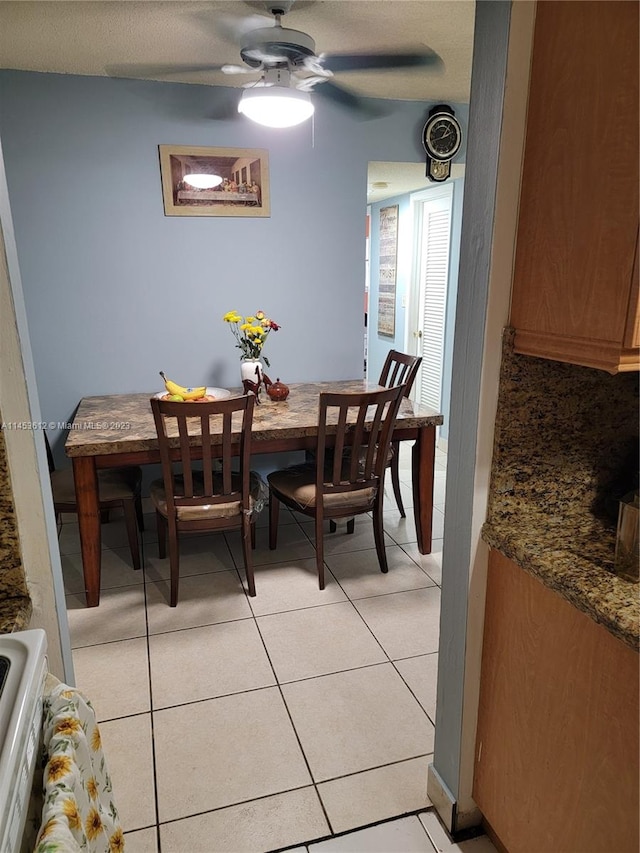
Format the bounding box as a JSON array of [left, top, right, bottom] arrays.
[[367, 177, 465, 442], [0, 70, 467, 461]]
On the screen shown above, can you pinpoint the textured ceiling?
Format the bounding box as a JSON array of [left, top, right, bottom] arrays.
[[0, 1, 475, 102], [0, 2, 475, 201]]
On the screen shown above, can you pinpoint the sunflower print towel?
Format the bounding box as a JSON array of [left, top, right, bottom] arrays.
[[34, 680, 124, 853]]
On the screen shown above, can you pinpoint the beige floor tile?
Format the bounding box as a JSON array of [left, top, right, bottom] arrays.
[[317, 756, 432, 835], [141, 512, 159, 544], [383, 479, 414, 512], [145, 569, 252, 634], [394, 654, 438, 722], [123, 827, 158, 853], [66, 584, 146, 649], [227, 522, 316, 567], [100, 713, 156, 832], [299, 519, 396, 557], [247, 559, 347, 617], [419, 811, 498, 852], [257, 602, 386, 683], [160, 787, 329, 853], [325, 545, 436, 600], [353, 587, 440, 660], [149, 619, 275, 708], [61, 546, 144, 595], [72, 637, 150, 721], [382, 507, 445, 546], [153, 687, 312, 822], [144, 533, 235, 582], [309, 815, 434, 852], [282, 663, 434, 782], [401, 542, 443, 586], [57, 519, 137, 555]]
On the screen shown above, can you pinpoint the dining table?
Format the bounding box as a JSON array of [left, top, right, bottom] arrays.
[[65, 380, 444, 606]]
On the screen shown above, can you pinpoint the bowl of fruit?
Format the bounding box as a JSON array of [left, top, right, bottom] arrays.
[[156, 371, 231, 402]]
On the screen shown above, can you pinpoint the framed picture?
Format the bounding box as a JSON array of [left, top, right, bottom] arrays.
[[377, 204, 398, 336], [159, 145, 270, 217]]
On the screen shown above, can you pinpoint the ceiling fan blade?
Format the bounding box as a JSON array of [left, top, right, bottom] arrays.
[[221, 64, 255, 75], [312, 80, 389, 119], [106, 62, 229, 81], [214, 13, 271, 46], [318, 48, 443, 74]]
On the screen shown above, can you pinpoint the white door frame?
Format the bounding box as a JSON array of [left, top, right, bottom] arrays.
[[406, 182, 454, 409]]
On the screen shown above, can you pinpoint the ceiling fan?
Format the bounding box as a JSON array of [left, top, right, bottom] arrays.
[[219, 2, 443, 125], [112, 1, 443, 127]]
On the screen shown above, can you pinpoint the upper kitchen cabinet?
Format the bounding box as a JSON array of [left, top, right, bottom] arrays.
[[510, 1, 639, 374]]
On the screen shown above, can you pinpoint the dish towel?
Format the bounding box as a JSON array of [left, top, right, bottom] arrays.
[[33, 675, 123, 853]]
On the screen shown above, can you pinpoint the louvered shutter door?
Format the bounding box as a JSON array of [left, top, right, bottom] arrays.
[[417, 198, 451, 411]]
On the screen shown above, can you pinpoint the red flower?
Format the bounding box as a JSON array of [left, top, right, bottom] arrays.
[[269, 321, 280, 331]]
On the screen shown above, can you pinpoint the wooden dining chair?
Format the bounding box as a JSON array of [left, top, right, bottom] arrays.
[[149, 394, 262, 606], [45, 432, 143, 571], [378, 349, 422, 517], [268, 385, 405, 589]]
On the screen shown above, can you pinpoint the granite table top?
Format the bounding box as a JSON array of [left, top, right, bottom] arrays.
[[65, 381, 443, 458]]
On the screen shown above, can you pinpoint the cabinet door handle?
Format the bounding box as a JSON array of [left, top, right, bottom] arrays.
[[413, 330, 423, 339]]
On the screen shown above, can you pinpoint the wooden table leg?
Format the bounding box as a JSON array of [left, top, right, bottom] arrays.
[[72, 456, 102, 606], [412, 424, 436, 555]]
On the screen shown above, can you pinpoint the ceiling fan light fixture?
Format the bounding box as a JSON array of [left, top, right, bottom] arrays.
[[238, 86, 314, 128], [184, 173, 223, 189]]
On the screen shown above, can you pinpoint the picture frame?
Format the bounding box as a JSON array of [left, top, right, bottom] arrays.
[[377, 204, 398, 337], [159, 145, 270, 218]]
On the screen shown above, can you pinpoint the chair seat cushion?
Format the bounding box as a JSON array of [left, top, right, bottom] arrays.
[[150, 471, 265, 521], [50, 466, 141, 505], [268, 464, 377, 512]]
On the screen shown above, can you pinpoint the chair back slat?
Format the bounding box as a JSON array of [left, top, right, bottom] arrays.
[[150, 395, 255, 513], [201, 414, 213, 494], [379, 349, 422, 397], [222, 411, 233, 495], [316, 385, 405, 498]]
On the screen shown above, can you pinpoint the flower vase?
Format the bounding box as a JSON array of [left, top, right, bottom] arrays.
[[240, 359, 263, 386]]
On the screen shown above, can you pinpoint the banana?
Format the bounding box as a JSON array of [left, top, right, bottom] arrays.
[[159, 371, 206, 400]]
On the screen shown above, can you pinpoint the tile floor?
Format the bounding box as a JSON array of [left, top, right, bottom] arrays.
[[60, 446, 495, 852]]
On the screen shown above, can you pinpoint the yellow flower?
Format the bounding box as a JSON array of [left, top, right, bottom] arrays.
[[85, 808, 103, 841], [47, 754, 72, 783], [109, 828, 125, 853], [38, 818, 57, 841], [91, 726, 101, 752], [223, 308, 280, 367], [54, 717, 81, 737], [87, 776, 99, 800], [62, 798, 82, 830]]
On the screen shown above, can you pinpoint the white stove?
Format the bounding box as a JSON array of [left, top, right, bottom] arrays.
[[0, 629, 47, 853]]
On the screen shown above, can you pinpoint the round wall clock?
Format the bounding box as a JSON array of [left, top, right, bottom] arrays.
[[422, 110, 463, 162]]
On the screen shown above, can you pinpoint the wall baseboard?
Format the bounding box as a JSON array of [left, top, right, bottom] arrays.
[[427, 763, 483, 835]]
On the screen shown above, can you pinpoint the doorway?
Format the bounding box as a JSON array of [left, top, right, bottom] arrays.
[[365, 165, 464, 451]]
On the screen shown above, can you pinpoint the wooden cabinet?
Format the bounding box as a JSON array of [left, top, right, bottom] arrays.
[[474, 551, 639, 853], [510, 1, 639, 373]]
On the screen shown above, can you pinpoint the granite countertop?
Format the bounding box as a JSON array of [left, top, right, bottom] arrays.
[[0, 425, 32, 633], [0, 594, 32, 633], [482, 514, 638, 651], [65, 381, 443, 457], [483, 330, 639, 651]]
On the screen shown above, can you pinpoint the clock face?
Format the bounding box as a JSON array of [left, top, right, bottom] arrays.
[[423, 113, 462, 161]]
